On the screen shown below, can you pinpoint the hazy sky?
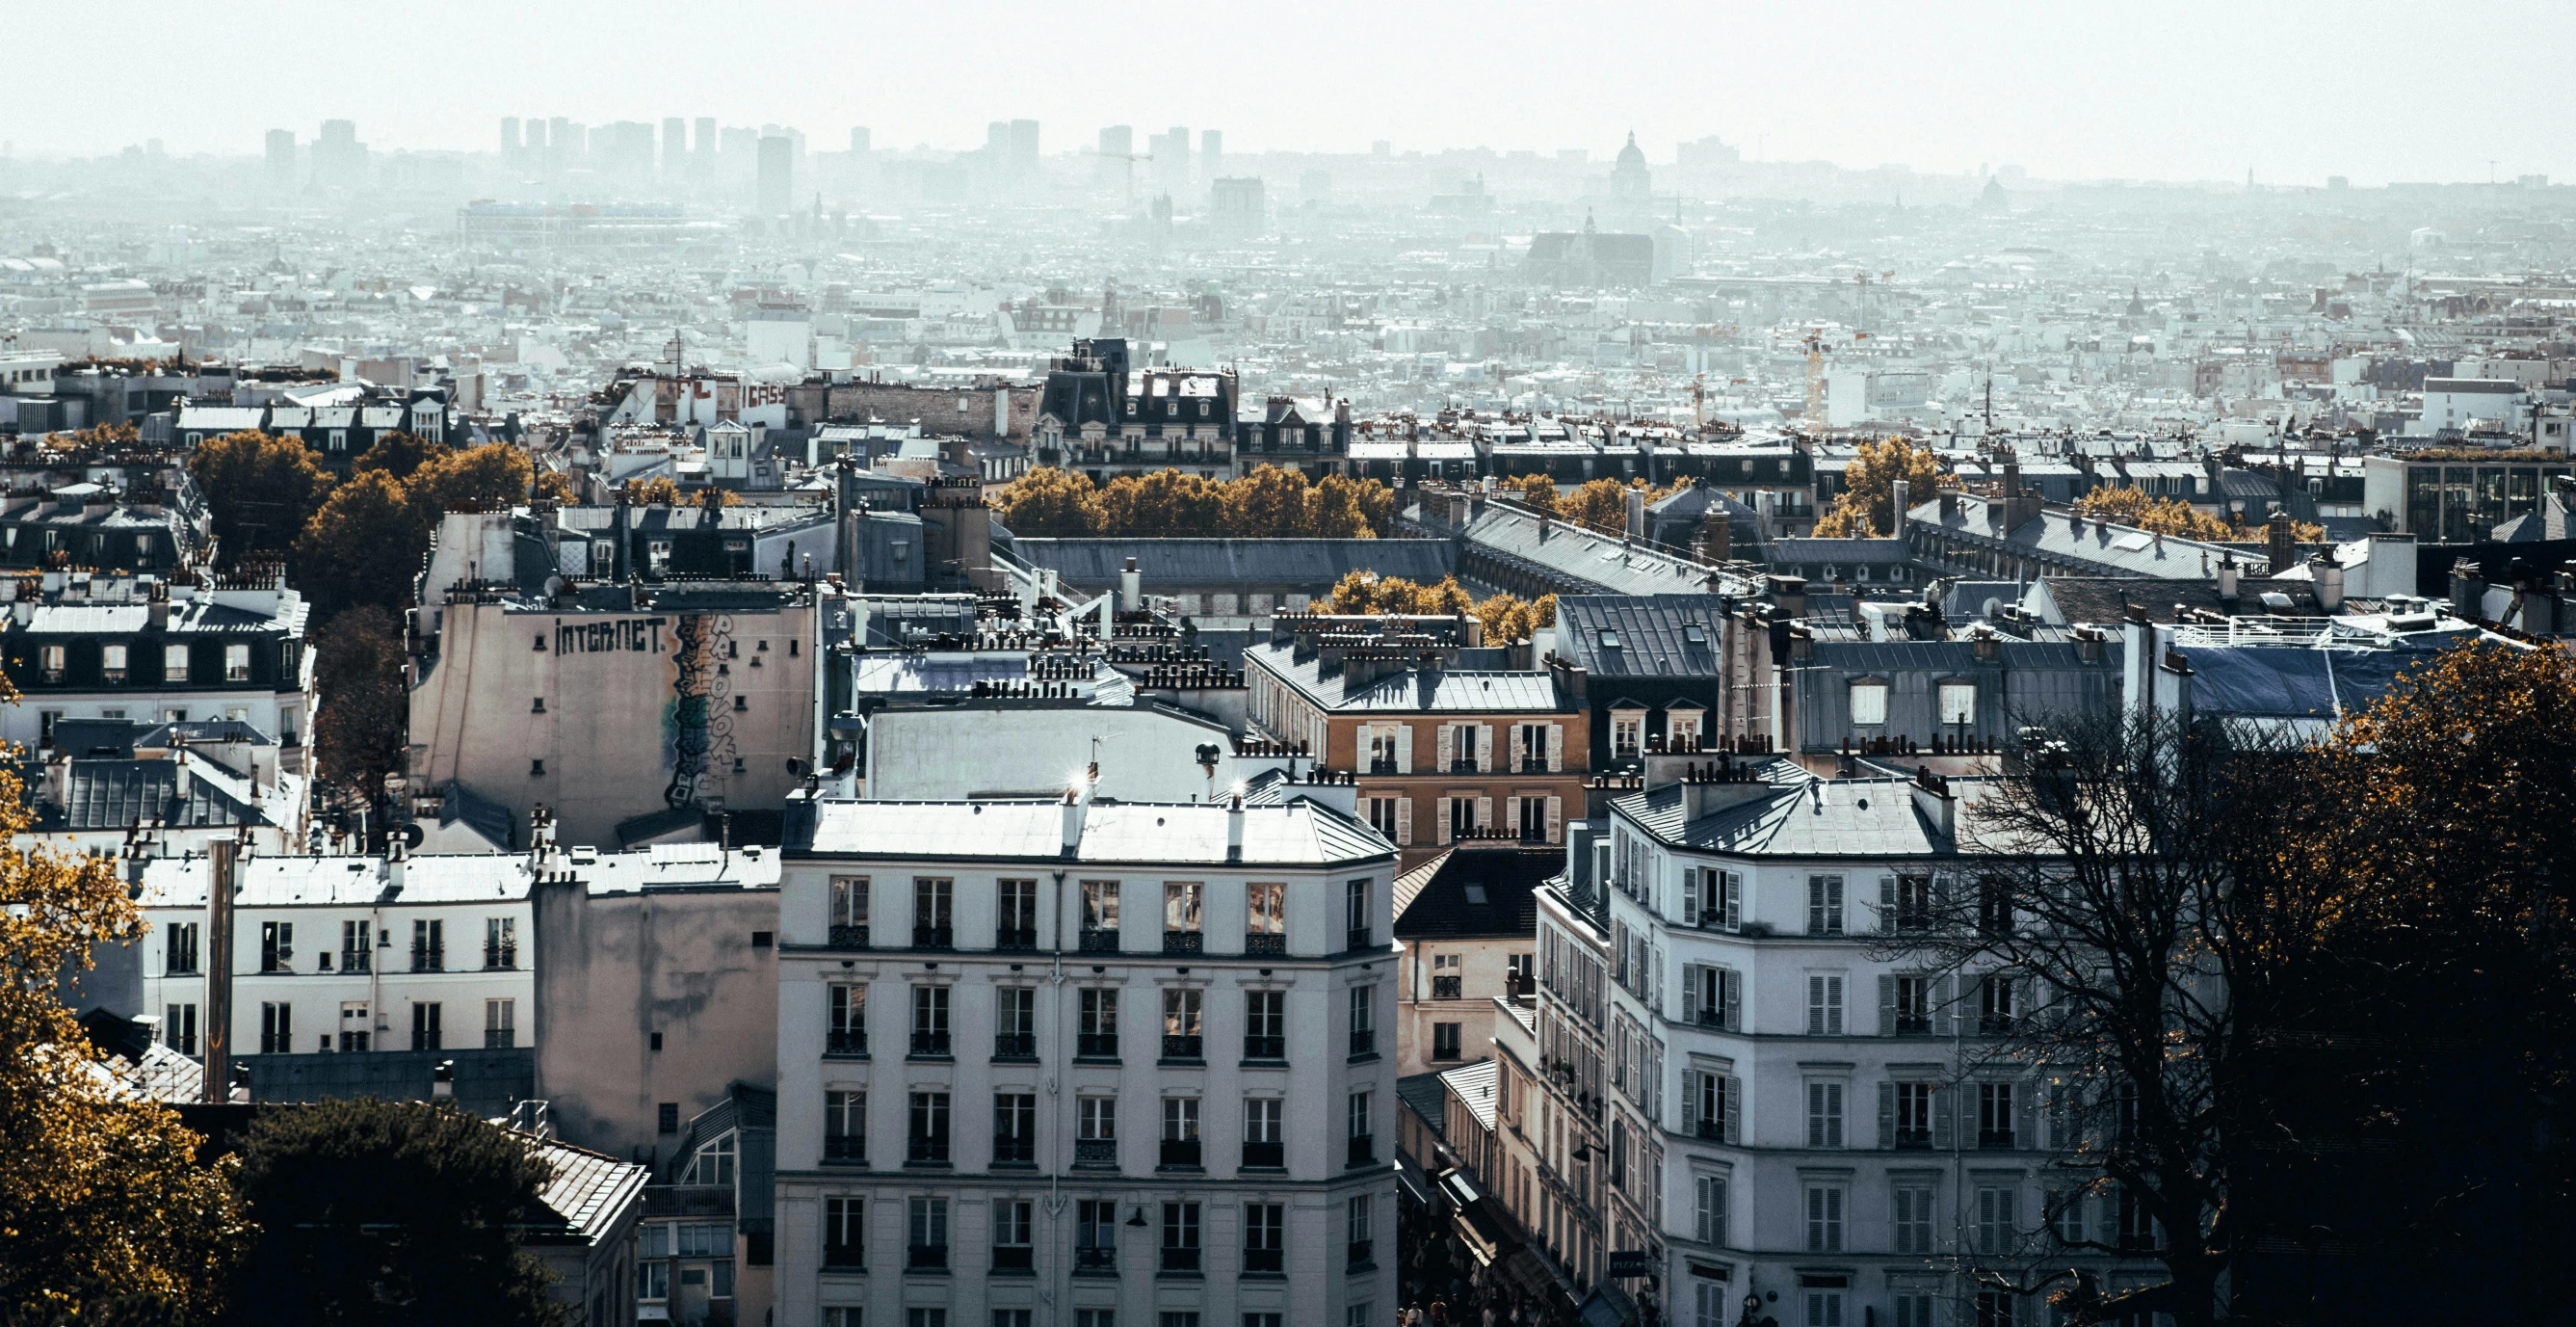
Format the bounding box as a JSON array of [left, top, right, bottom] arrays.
[[20, 0, 2573, 185]]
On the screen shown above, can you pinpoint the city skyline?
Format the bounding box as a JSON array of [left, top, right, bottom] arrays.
[[13, 0, 2576, 186]]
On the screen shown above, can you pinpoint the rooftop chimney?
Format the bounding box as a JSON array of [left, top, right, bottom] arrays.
[[1624, 486, 1646, 541], [1061, 787, 1086, 859], [1909, 767, 1958, 839], [1889, 479, 1908, 542], [2217, 556, 2239, 603], [1120, 557, 1142, 615], [1225, 793, 1246, 863], [2312, 554, 2346, 613], [2266, 508, 2295, 575]]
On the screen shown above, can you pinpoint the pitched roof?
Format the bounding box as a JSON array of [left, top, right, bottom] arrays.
[[1551, 595, 1731, 677], [526, 1134, 649, 1246], [1009, 539, 1457, 588], [789, 797, 1396, 868], [1392, 845, 1559, 941], [2033, 576, 2324, 625]]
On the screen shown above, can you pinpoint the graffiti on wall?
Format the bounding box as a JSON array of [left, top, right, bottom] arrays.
[[663, 614, 744, 811]]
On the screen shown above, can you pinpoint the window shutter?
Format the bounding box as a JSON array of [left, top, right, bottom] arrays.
[[1478, 725, 1495, 766], [1680, 966, 1699, 1023], [1435, 797, 1452, 844], [1878, 974, 1897, 1036], [1722, 969, 1742, 1032], [1546, 796, 1563, 841], [1879, 875, 1897, 932], [1878, 1082, 1896, 1151], [1681, 1072, 1700, 1133], [1395, 797, 1412, 845], [1547, 723, 1564, 771], [1436, 724, 1454, 769], [1722, 1075, 1742, 1144], [1722, 872, 1742, 932], [1682, 872, 1701, 925], [1477, 796, 1493, 833], [1396, 725, 1414, 774], [1934, 974, 1958, 1035], [2017, 1078, 2038, 1150], [1931, 1085, 1953, 1151], [1506, 796, 1521, 837]]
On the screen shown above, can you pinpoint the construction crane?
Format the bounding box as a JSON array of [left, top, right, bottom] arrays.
[[1083, 148, 1153, 207], [1853, 269, 1896, 329]]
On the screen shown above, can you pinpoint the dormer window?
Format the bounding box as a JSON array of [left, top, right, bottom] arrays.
[[1598, 630, 1620, 650], [1850, 680, 1890, 727]]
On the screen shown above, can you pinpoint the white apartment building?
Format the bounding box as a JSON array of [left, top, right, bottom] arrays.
[[774, 789, 1402, 1327], [1572, 761, 2145, 1327], [136, 851, 538, 1063]]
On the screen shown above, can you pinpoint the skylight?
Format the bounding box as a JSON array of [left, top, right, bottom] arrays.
[[1599, 630, 1621, 650], [1682, 624, 1708, 646], [1463, 884, 1489, 905]]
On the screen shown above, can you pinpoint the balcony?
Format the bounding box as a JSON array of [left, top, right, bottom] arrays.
[[1073, 1246, 1117, 1274], [409, 946, 442, 972], [1449, 757, 1480, 774], [1076, 1033, 1118, 1059], [1159, 1139, 1203, 1169], [824, 1135, 866, 1164], [907, 1244, 948, 1272], [911, 925, 954, 950], [906, 1138, 950, 1167], [1240, 1140, 1283, 1169], [1346, 927, 1372, 953], [1893, 1128, 1932, 1151], [822, 1243, 865, 1271], [908, 1031, 952, 1058], [1432, 976, 1462, 1000], [826, 1029, 867, 1057], [991, 1245, 1034, 1272], [340, 949, 370, 973], [1161, 1033, 1203, 1062], [1162, 930, 1204, 955], [994, 927, 1036, 951], [1073, 1139, 1117, 1167], [1348, 1029, 1377, 1059], [1894, 1015, 1932, 1035], [1244, 931, 1286, 955], [993, 1135, 1036, 1165], [829, 923, 871, 948], [484, 1028, 513, 1049], [1347, 1239, 1374, 1270], [1242, 1034, 1284, 1062], [483, 943, 517, 970], [1346, 1134, 1376, 1167], [1980, 1129, 2017, 1151], [1244, 1247, 1284, 1275], [1078, 929, 1118, 954], [992, 1032, 1036, 1059], [1517, 757, 1553, 775], [1159, 1246, 1201, 1273], [1694, 1119, 1723, 1140]]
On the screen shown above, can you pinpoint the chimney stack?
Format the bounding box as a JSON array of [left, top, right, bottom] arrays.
[[1624, 486, 1646, 541], [1225, 793, 1246, 863], [1889, 479, 1908, 542], [2312, 554, 2346, 613], [2217, 556, 2239, 603], [1061, 787, 1086, 859], [2266, 508, 2295, 575], [1120, 557, 1142, 615]]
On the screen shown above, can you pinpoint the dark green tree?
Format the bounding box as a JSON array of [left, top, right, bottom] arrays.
[[229, 1099, 568, 1327]]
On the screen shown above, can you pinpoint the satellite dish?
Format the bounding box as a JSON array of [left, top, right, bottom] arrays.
[[400, 824, 425, 850]]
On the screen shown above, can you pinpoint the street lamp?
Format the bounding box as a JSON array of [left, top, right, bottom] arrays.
[[1738, 1291, 1761, 1327]]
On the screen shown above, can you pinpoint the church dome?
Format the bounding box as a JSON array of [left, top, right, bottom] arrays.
[[1616, 132, 1645, 166]]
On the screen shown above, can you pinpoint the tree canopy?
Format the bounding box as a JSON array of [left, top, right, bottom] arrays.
[[229, 1098, 570, 1327], [187, 431, 335, 568], [994, 465, 1392, 539], [1320, 571, 1556, 643], [0, 702, 246, 1322], [1813, 437, 1944, 538], [310, 606, 407, 802], [295, 469, 425, 618]]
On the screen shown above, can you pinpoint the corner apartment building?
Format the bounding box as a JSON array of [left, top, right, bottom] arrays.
[[1575, 758, 2143, 1327], [1245, 613, 1589, 867], [773, 789, 1402, 1327]]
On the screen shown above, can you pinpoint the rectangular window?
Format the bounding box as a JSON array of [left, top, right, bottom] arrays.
[[1243, 1097, 1283, 1168], [39, 644, 64, 684], [907, 1091, 951, 1164], [164, 921, 198, 974], [1245, 880, 1283, 940], [996, 877, 1037, 947], [1975, 1184, 2018, 1255], [2051, 1187, 2089, 1246], [1806, 974, 1845, 1034], [163, 644, 190, 681], [1893, 1184, 1936, 1253], [1432, 1022, 1462, 1060], [994, 986, 1035, 1057], [1078, 1097, 1117, 1141], [639, 1258, 670, 1300], [1163, 880, 1202, 942], [1345, 877, 1371, 948], [102, 644, 127, 682], [1693, 1173, 1727, 1246], [1346, 1194, 1374, 1267], [410, 1000, 442, 1051], [1347, 1090, 1374, 1164], [410, 918, 442, 971], [1244, 989, 1285, 1060], [1348, 984, 1375, 1057], [991, 1199, 1034, 1270], [163, 1002, 197, 1056], [258, 1000, 291, 1054], [1980, 1081, 2018, 1149], [1939, 680, 1977, 726], [828, 875, 870, 945], [906, 1196, 948, 1269], [1081, 879, 1119, 946], [258, 920, 293, 972], [1077, 988, 1118, 1058], [1162, 988, 1203, 1060], [1074, 1204, 1117, 1274], [338, 999, 370, 1052], [993, 1094, 1036, 1164], [1806, 874, 1844, 935], [909, 985, 950, 1056], [1892, 975, 1932, 1034], [1893, 1081, 1936, 1149], [484, 916, 516, 969], [1803, 1184, 1844, 1253], [1805, 1080, 1844, 1148], [912, 877, 953, 946], [828, 983, 866, 1055], [224, 644, 250, 681], [1850, 681, 1888, 727], [825, 1090, 865, 1162], [341, 919, 371, 973], [1160, 1201, 1201, 1272], [1243, 1202, 1284, 1273], [1803, 1286, 1846, 1327]]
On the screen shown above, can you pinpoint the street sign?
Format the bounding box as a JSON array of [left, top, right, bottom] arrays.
[[1607, 1250, 1654, 1278]]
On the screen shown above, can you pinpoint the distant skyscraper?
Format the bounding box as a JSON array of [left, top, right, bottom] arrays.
[[312, 119, 365, 190], [1200, 129, 1222, 177], [265, 129, 296, 187], [1096, 125, 1133, 192], [547, 118, 571, 164], [756, 135, 793, 212], [695, 118, 718, 173], [1155, 126, 1191, 193], [1010, 119, 1039, 173], [663, 118, 687, 175], [850, 126, 871, 154], [986, 121, 1011, 158], [500, 118, 520, 155], [525, 118, 547, 154]]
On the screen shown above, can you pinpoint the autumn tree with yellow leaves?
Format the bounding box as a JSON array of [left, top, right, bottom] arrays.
[[1321, 571, 1556, 644], [995, 465, 1394, 539], [1812, 437, 1945, 538]]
